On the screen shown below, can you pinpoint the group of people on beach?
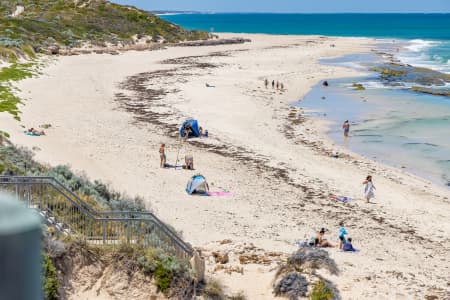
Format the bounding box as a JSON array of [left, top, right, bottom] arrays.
[[310, 222, 356, 252], [264, 78, 285, 91], [159, 125, 209, 169], [159, 143, 195, 170]]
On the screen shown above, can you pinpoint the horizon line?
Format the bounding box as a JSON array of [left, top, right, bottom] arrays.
[[155, 11, 450, 14]]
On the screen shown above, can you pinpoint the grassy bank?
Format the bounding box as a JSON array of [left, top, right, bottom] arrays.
[[0, 0, 210, 61], [0, 62, 35, 120]]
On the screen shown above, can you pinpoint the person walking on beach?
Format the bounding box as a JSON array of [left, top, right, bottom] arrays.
[[363, 175, 376, 203], [276, 81, 279, 90], [159, 143, 166, 168], [280, 82, 284, 91], [264, 78, 269, 88], [272, 80, 275, 89], [342, 120, 350, 137]]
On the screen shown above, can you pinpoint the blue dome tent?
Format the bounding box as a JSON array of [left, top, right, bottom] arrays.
[[180, 119, 200, 138], [186, 175, 209, 195]]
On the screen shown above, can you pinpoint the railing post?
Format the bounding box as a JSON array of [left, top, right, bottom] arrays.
[[102, 220, 106, 244], [127, 221, 131, 244]]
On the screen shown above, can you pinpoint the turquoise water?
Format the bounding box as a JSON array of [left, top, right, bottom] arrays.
[[162, 13, 450, 73], [161, 13, 450, 40], [298, 64, 450, 186], [161, 13, 450, 186]]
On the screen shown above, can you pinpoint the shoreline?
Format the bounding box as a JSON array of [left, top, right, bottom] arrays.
[[1, 33, 449, 299]]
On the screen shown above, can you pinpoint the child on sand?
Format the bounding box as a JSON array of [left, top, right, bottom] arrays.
[[343, 237, 357, 252], [338, 221, 348, 249], [159, 143, 166, 168], [363, 175, 376, 203]]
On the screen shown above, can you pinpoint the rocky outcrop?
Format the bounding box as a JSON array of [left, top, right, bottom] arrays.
[[370, 63, 450, 86], [411, 86, 450, 97]]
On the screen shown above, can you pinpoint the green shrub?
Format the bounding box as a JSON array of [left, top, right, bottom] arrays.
[[154, 262, 173, 292], [42, 253, 59, 300], [202, 278, 225, 300], [309, 280, 333, 300]]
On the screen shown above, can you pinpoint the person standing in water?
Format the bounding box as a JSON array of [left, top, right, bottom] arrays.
[[363, 175, 376, 203], [342, 120, 350, 137]]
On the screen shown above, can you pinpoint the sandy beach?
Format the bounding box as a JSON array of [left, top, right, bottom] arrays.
[[1, 33, 449, 299]]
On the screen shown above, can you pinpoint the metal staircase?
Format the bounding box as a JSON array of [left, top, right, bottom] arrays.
[[0, 176, 193, 260]]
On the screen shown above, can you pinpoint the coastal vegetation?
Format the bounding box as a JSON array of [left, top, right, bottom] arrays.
[[0, 0, 210, 61], [43, 236, 196, 299], [42, 253, 60, 300], [0, 139, 196, 298], [309, 280, 333, 300], [0, 142, 145, 211], [0, 62, 36, 120], [273, 248, 339, 300]]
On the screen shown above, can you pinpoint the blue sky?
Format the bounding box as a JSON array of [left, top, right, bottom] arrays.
[[111, 0, 450, 13]]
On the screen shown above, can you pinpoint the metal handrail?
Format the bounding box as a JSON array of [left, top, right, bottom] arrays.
[[0, 176, 193, 259]]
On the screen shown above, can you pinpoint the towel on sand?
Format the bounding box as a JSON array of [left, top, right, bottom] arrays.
[[330, 194, 353, 202], [24, 131, 41, 136]]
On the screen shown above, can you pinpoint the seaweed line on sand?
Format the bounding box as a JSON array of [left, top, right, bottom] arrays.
[[113, 52, 448, 260]]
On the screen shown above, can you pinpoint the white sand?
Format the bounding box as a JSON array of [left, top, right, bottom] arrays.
[[1, 34, 449, 299]]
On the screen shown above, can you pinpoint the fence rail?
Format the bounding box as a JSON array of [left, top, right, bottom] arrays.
[[0, 176, 193, 260]]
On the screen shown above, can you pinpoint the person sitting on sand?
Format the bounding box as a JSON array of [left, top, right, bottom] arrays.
[[342, 237, 356, 252], [338, 221, 348, 249], [159, 143, 166, 168], [184, 153, 194, 170], [184, 123, 192, 140], [315, 228, 334, 248], [199, 127, 203, 137], [363, 175, 376, 203], [27, 128, 45, 136], [204, 129, 209, 137], [342, 120, 350, 137]]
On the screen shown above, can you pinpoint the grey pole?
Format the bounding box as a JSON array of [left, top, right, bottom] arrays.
[[0, 192, 43, 300]]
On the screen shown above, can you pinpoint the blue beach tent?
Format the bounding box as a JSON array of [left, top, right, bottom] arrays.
[[180, 119, 200, 138], [186, 175, 209, 195]]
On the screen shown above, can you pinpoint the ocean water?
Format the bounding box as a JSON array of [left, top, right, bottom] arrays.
[[161, 13, 450, 40], [161, 13, 450, 186]]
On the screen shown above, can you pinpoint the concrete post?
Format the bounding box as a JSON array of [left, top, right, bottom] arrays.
[[0, 192, 42, 300]]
